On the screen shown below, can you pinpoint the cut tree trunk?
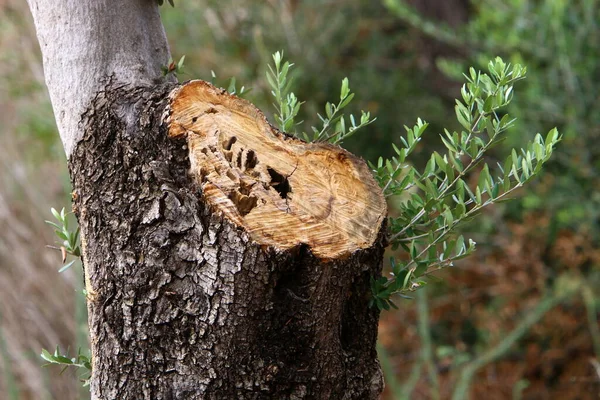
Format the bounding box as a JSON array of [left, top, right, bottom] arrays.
[[70, 80, 387, 399]]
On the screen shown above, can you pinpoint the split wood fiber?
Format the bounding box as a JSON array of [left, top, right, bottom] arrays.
[[167, 81, 386, 259]]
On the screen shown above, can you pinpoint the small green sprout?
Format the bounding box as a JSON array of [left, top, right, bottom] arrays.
[[266, 51, 375, 144], [208, 70, 252, 97], [45, 207, 81, 272], [41, 346, 92, 386], [266, 51, 304, 134], [162, 55, 185, 77]]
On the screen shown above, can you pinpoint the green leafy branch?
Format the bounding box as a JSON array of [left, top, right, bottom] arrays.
[[162, 55, 186, 78], [370, 58, 560, 310], [266, 51, 375, 144], [266, 51, 303, 133], [45, 207, 81, 273], [307, 77, 375, 144], [41, 346, 92, 386], [263, 52, 558, 309], [43, 208, 90, 389], [209, 70, 251, 97]]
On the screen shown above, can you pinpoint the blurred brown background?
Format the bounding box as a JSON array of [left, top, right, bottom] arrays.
[[0, 0, 598, 399]]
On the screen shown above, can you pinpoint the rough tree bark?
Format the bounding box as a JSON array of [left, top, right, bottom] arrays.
[[27, 1, 388, 399]]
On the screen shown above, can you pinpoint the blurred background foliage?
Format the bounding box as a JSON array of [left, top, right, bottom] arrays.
[[0, 0, 598, 398]]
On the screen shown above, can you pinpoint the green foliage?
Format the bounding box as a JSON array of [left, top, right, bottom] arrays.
[[468, 0, 600, 234], [385, 0, 600, 237], [45, 207, 81, 272], [158, 1, 451, 163], [157, 0, 175, 7], [161, 55, 186, 78], [263, 50, 558, 309], [264, 51, 558, 309], [376, 2, 598, 394], [266, 51, 302, 133], [369, 58, 559, 309], [42, 208, 90, 390], [41, 346, 91, 387], [266, 51, 375, 145], [209, 70, 251, 97]]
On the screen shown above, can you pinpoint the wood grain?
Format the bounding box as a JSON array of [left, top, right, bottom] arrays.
[[167, 80, 386, 259]]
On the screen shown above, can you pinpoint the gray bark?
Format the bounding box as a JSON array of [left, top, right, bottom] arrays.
[[70, 83, 385, 399], [27, 1, 387, 398], [26, 0, 173, 157]]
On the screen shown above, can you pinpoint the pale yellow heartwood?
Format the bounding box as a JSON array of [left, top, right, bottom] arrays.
[[167, 80, 386, 260]]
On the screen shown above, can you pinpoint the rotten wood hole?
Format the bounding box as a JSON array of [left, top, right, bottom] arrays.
[[167, 81, 386, 259]]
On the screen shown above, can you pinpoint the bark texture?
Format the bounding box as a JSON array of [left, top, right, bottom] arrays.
[[70, 82, 387, 399], [27, 0, 172, 157]]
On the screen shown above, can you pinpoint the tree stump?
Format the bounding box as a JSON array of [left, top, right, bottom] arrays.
[[71, 80, 387, 399], [167, 80, 386, 260]]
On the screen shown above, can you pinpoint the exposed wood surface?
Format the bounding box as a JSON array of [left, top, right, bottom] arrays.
[[71, 84, 385, 399], [168, 80, 386, 259]]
